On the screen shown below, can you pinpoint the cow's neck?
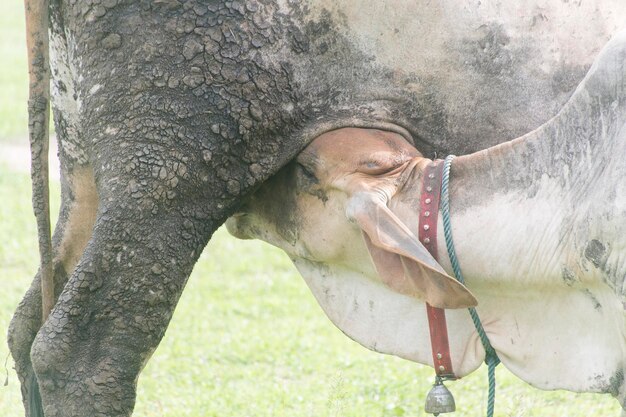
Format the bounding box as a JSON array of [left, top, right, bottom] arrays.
[[440, 55, 626, 294], [440, 134, 582, 290], [419, 50, 626, 396]]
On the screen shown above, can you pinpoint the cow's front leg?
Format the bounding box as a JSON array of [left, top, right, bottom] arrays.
[[8, 165, 98, 416], [9, 270, 64, 417], [29, 179, 218, 416], [8, 271, 47, 417]]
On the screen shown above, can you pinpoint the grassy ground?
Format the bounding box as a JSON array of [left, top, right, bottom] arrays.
[[0, 1, 28, 140], [0, 0, 622, 415]]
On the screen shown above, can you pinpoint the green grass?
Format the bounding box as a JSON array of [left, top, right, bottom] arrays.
[[0, 1, 28, 140], [0, 161, 620, 416]]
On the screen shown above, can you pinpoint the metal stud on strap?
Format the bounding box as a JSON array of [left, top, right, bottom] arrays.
[[419, 160, 456, 381]]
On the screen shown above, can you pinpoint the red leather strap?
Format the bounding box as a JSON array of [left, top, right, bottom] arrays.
[[419, 160, 456, 379]]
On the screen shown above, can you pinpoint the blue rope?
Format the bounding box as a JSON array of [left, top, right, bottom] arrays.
[[441, 155, 500, 417]]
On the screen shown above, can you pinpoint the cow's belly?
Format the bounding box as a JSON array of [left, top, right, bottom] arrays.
[[295, 0, 626, 155]]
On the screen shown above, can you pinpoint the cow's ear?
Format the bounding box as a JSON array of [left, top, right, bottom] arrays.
[[346, 192, 477, 309]]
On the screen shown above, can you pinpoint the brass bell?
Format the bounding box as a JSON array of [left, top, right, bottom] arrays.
[[424, 377, 456, 416]]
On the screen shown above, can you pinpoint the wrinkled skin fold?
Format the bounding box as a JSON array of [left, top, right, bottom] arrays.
[[8, 0, 626, 416]]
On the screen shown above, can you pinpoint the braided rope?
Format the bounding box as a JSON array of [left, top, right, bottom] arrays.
[[441, 155, 500, 417]]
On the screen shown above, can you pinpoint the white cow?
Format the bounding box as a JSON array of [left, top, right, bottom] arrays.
[[227, 30, 626, 410]]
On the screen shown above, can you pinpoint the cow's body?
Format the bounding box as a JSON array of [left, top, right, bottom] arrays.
[[11, 1, 626, 415]]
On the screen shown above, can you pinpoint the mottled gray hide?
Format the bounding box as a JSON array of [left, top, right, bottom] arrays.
[[8, 0, 626, 416]]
